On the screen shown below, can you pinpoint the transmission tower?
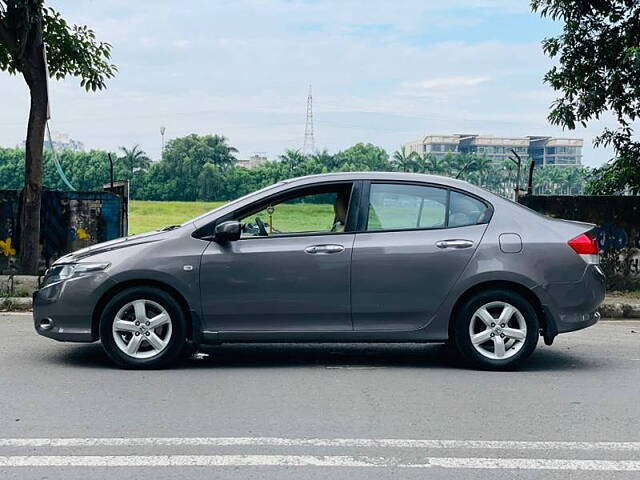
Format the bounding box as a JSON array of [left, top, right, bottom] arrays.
[[303, 85, 315, 154]]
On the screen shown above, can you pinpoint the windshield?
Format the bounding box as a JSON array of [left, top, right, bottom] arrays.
[[181, 182, 286, 226]]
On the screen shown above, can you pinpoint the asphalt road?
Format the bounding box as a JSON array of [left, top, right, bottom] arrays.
[[1, 313, 639, 479]]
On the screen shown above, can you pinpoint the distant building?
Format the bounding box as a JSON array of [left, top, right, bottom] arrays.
[[46, 131, 85, 152], [237, 154, 268, 169], [405, 134, 583, 166], [22, 131, 85, 152]]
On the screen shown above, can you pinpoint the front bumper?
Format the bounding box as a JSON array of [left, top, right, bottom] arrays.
[[33, 273, 114, 343]]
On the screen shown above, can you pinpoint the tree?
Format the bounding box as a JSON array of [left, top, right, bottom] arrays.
[[159, 134, 238, 201], [309, 149, 338, 171], [335, 143, 390, 171], [532, 0, 640, 194], [0, 1, 116, 273], [392, 146, 416, 172], [119, 145, 151, 178], [279, 149, 307, 173], [467, 156, 493, 186], [423, 154, 449, 176]]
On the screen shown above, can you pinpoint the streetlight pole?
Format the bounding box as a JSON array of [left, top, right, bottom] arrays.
[[160, 126, 166, 158]]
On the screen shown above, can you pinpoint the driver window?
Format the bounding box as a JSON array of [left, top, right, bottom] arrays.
[[238, 184, 353, 238]]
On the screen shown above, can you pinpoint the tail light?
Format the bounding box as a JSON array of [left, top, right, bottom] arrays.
[[568, 231, 599, 264]]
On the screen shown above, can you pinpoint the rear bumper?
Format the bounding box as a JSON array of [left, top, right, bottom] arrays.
[[534, 264, 606, 339]]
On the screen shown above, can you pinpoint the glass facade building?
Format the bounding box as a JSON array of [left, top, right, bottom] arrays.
[[406, 134, 583, 166]]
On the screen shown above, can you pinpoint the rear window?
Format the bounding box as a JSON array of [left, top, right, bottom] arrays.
[[365, 183, 490, 231], [367, 184, 447, 231]]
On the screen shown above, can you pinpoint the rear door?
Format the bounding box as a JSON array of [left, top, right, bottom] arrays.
[[351, 182, 490, 331]]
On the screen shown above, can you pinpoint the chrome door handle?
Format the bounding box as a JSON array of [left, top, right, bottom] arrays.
[[436, 239, 474, 249], [305, 244, 345, 254]]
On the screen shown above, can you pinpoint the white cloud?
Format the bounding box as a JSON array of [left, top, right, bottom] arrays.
[[406, 76, 491, 90], [0, 0, 614, 166], [172, 39, 192, 49]]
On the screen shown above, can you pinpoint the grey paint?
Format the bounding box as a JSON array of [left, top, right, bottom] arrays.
[[351, 224, 487, 331], [33, 172, 605, 347], [499, 233, 522, 253], [200, 234, 355, 332]]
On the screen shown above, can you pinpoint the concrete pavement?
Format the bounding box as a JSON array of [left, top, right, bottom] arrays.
[[1, 313, 639, 479]]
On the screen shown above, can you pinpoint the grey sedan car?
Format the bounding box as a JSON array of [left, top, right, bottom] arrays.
[[34, 172, 605, 369]]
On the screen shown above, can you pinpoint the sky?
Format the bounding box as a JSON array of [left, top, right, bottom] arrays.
[[0, 0, 615, 166]]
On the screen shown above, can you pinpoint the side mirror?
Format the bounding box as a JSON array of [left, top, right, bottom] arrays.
[[214, 221, 241, 242]]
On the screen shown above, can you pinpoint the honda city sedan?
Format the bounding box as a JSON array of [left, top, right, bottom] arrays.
[[34, 172, 605, 369]]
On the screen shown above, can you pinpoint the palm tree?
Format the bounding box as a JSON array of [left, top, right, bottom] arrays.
[[392, 146, 416, 172], [279, 149, 307, 172], [207, 134, 238, 169], [423, 154, 449, 175], [119, 145, 151, 178], [470, 156, 493, 187], [310, 149, 338, 170], [447, 154, 469, 179], [412, 153, 430, 173]]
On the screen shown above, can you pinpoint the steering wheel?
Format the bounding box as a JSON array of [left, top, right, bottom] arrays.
[[255, 217, 268, 236]]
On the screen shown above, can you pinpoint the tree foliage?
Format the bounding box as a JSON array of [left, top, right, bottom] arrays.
[[532, 0, 640, 194], [0, 1, 116, 88], [119, 145, 151, 178], [0, 138, 589, 202], [0, 0, 116, 273]]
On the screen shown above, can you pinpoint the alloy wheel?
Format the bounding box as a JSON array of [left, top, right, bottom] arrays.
[[468, 301, 527, 360], [112, 299, 173, 359]]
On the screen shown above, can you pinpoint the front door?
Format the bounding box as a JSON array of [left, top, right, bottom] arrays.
[[199, 182, 356, 332], [351, 183, 490, 331]]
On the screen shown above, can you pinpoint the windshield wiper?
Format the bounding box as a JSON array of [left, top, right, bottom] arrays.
[[160, 225, 181, 231]]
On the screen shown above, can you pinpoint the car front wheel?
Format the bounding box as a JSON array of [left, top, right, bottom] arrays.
[[99, 286, 188, 369], [453, 289, 539, 370]]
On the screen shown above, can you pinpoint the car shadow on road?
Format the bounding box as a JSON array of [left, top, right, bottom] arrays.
[[51, 341, 604, 372]]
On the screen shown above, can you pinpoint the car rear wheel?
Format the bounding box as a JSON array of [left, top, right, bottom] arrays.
[[453, 289, 539, 370], [99, 286, 187, 369]]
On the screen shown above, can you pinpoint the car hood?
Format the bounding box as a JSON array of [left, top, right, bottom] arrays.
[[53, 230, 171, 264]]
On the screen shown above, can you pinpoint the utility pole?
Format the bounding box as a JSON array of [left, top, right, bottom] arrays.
[[303, 85, 315, 154], [509, 149, 522, 200]]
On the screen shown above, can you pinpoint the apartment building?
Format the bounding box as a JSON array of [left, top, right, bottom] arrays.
[[406, 134, 583, 166]]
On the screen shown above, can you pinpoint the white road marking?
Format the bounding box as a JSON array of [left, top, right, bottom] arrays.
[[0, 455, 639, 471], [1, 437, 639, 451]]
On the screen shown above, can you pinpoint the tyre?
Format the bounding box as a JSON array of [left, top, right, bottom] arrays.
[[99, 286, 188, 369], [452, 289, 539, 370]]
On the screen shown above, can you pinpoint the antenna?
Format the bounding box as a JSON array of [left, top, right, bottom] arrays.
[[303, 85, 315, 154]]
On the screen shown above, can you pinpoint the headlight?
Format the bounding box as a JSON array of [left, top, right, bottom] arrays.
[[42, 262, 110, 287]]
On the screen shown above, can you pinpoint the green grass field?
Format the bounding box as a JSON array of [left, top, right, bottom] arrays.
[[128, 200, 446, 235], [129, 201, 225, 234], [128, 200, 337, 235]]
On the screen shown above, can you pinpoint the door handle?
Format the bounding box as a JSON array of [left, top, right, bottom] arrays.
[[305, 244, 345, 254], [436, 239, 474, 249]]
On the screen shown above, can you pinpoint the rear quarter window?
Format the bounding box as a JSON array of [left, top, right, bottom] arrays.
[[448, 191, 490, 227]]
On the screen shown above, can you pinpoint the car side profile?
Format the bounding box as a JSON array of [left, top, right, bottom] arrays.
[[33, 172, 605, 370]]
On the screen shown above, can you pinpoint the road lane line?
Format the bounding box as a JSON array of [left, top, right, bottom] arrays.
[[0, 455, 640, 471], [1, 437, 640, 451]]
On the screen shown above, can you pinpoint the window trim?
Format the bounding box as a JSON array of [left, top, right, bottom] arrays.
[[193, 180, 364, 241], [358, 181, 493, 234]]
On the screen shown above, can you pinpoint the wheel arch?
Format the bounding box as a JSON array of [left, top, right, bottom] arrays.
[[92, 279, 195, 341], [448, 280, 550, 342]]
